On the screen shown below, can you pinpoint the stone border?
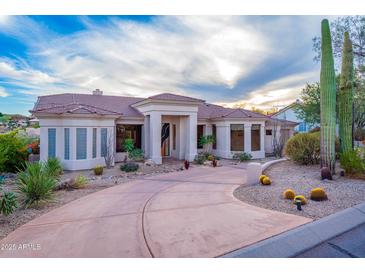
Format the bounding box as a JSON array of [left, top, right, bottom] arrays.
[[221, 201, 365, 258], [261, 157, 288, 173]]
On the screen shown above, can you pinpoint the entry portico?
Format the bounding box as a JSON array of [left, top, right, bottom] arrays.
[[132, 94, 201, 164]]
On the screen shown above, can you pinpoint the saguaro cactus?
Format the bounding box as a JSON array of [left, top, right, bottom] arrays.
[[339, 31, 354, 153], [320, 19, 337, 174]]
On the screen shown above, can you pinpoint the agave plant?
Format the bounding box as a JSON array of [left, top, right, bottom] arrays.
[[43, 157, 63, 181], [17, 162, 57, 208]]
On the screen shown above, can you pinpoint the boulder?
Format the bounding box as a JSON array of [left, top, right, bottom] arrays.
[[246, 162, 262, 186]]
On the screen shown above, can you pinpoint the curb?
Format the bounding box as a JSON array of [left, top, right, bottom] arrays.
[[221, 201, 365, 258], [262, 158, 287, 172]]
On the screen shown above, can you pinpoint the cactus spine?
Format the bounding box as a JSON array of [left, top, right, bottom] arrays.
[[339, 32, 354, 153], [320, 19, 337, 173]]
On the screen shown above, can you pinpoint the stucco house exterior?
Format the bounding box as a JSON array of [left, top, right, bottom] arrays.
[[31, 89, 297, 170]]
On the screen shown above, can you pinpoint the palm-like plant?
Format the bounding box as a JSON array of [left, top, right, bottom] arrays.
[[17, 162, 57, 208], [199, 135, 215, 154], [43, 157, 63, 181]]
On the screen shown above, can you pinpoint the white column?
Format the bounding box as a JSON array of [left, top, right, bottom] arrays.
[[87, 127, 93, 160], [244, 123, 252, 154], [216, 124, 230, 158], [149, 112, 162, 164], [260, 124, 265, 154], [40, 127, 48, 161], [178, 116, 186, 160], [70, 127, 77, 160], [143, 115, 150, 158], [185, 113, 197, 161], [56, 127, 63, 160]]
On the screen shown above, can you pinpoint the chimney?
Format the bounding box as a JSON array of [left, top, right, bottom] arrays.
[[92, 89, 103, 96]]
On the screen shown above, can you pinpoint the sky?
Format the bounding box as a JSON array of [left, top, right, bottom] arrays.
[[0, 15, 332, 115]]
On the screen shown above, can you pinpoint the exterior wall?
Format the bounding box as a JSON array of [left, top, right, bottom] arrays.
[[39, 117, 115, 170]]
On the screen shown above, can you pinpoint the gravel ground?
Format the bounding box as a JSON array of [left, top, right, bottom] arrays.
[[0, 160, 185, 240], [234, 161, 365, 220]]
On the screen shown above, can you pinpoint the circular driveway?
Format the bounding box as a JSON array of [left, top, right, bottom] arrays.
[[0, 165, 311, 257]]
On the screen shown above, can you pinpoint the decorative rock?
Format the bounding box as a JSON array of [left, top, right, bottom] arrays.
[[246, 162, 262, 186], [144, 159, 155, 166], [321, 167, 333, 180]]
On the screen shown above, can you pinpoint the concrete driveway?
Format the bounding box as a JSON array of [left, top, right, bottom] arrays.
[[0, 165, 311, 258]]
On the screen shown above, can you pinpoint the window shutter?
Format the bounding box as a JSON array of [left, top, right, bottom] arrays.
[[64, 128, 70, 160], [48, 128, 56, 158], [92, 128, 97, 158], [76, 128, 87, 160], [101, 128, 107, 157]]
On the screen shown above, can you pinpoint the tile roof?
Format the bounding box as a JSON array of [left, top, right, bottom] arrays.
[[31, 92, 297, 125]]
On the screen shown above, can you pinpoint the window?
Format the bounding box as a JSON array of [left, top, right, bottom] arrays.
[[197, 125, 204, 149], [76, 128, 87, 160], [101, 128, 108, 157], [266, 129, 272, 136], [212, 124, 217, 149], [48, 128, 56, 158], [230, 124, 244, 151], [172, 124, 176, 150], [251, 124, 261, 151], [64, 128, 70, 160], [92, 128, 97, 158], [116, 125, 141, 152]]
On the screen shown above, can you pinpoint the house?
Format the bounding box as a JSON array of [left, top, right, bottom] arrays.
[[30, 89, 297, 170], [271, 100, 315, 133]]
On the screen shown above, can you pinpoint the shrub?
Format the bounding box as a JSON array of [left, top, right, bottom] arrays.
[[43, 158, 63, 181], [261, 177, 272, 185], [339, 150, 365, 175], [0, 131, 29, 173], [17, 162, 56, 208], [120, 162, 139, 172], [284, 132, 320, 165], [283, 189, 296, 200], [0, 191, 18, 216], [259, 175, 267, 184], [129, 148, 144, 161], [72, 175, 88, 189], [123, 138, 134, 153], [94, 165, 104, 175], [293, 195, 307, 205], [207, 155, 215, 161], [310, 187, 328, 201], [194, 153, 207, 165], [232, 152, 252, 162]]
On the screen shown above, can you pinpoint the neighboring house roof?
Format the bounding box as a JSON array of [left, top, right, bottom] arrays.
[[31, 92, 297, 125], [270, 101, 299, 117]]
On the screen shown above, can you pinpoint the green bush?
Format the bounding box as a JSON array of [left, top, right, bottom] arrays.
[[0, 191, 18, 216], [194, 153, 207, 165], [120, 162, 139, 172], [284, 132, 320, 165], [43, 158, 63, 181], [129, 148, 144, 161], [17, 162, 57, 208], [0, 131, 29, 173], [232, 152, 252, 162], [123, 138, 134, 153], [72, 175, 88, 189], [94, 165, 104, 175], [340, 150, 365, 175]]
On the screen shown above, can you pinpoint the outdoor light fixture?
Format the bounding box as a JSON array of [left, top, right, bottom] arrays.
[[295, 199, 302, 211]]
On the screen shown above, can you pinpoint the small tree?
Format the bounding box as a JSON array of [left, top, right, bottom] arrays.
[[199, 135, 215, 154], [272, 120, 285, 158]]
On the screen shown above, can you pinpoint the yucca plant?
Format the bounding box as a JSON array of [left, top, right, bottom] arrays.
[[43, 157, 63, 181], [17, 162, 56, 208], [0, 191, 18, 216]]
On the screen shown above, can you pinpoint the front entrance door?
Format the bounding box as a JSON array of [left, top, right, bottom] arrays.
[[161, 123, 170, 157]]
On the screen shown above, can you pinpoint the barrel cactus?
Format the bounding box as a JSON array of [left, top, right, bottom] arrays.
[[283, 189, 296, 200], [259, 175, 267, 184], [261, 177, 272, 185], [320, 19, 337, 174], [310, 187, 328, 201], [339, 31, 354, 153]]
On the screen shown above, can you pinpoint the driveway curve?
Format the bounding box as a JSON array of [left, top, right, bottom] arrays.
[[0, 165, 311, 258]]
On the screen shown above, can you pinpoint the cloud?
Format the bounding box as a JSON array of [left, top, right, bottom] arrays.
[[0, 86, 9, 97]]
